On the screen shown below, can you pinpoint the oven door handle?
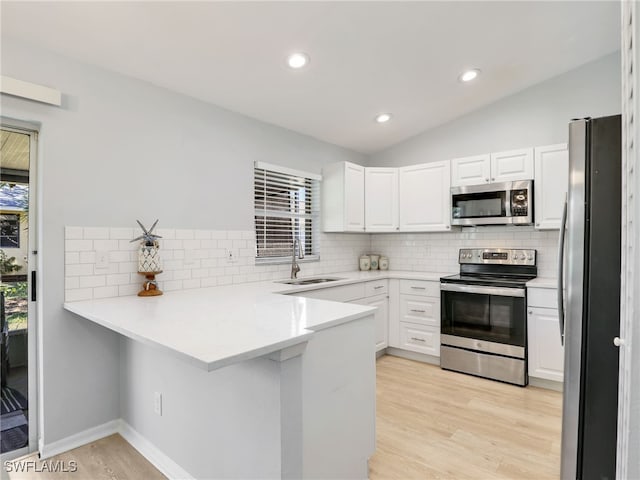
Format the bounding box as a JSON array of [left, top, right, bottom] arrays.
[[440, 283, 525, 298]]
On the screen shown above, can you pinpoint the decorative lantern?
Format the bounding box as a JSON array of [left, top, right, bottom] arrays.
[[131, 219, 163, 297]]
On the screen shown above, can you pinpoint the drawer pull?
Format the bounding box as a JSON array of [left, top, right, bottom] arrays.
[[410, 309, 426, 313], [410, 286, 426, 290], [374, 285, 385, 289], [410, 337, 426, 342]]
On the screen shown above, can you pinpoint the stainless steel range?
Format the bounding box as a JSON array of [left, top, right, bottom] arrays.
[[440, 248, 537, 386]]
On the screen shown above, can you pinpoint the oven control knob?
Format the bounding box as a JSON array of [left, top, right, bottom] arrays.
[[527, 254, 534, 261]]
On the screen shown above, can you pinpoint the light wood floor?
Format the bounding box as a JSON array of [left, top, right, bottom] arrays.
[[369, 355, 562, 479], [5, 435, 164, 480], [4, 355, 562, 480]]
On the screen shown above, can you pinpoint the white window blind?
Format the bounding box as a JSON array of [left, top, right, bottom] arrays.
[[254, 162, 321, 262]]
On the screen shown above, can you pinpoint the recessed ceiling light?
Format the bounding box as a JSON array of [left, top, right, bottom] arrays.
[[287, 52, 309, 69], [375, 113, 392, 123], [459, 69, 481, 82]]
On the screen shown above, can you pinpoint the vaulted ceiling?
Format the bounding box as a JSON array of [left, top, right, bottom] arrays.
[[1, 1, 621, 153]]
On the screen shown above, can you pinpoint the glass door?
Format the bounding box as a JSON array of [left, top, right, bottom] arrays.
[[1, 125, 38, 458]]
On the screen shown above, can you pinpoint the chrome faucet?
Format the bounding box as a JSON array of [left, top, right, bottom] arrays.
[[291, 238, 305, 279]]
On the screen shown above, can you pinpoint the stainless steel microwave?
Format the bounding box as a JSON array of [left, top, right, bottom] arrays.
[[451, 180, 533, 226]]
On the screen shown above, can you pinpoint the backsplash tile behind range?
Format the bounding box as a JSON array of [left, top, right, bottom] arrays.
[[370, 226, 559, 278], [64, 227, 370, 302]]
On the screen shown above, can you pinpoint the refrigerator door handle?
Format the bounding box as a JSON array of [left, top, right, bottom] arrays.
[[557, 195, 568, 346]]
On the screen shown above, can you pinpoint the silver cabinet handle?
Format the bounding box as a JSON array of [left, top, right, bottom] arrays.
[[410, 286, 425, 290], [614, 337, 625, 347], [410, 337, 426, 342], [410, 309, 426, 313], [492, 177, 495, 181], [374, 285, 385, 289]]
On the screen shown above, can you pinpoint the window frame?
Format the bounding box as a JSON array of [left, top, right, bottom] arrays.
[[254, 161, 321, 265]]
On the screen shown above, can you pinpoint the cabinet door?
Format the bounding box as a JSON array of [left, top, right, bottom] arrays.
[[365, 168, 399, 232], [451, 154, 491, 186], [490, 148, 534, 182], [399, 161, 451, 232], [528, 307, 564, 382], [399, 322, 440, 357], [351, 294, 388, 352], [534, 144, 568, 230], [344, 162, 366, 232]]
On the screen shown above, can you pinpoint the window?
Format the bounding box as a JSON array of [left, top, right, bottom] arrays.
[[0, 213, 20, 248], [254, 162, 321, 263]]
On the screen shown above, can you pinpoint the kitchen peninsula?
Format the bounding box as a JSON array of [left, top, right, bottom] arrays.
[[64, 282, 377, 479]]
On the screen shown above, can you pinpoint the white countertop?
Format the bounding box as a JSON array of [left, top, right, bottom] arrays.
[[63, 270, 450, 371]]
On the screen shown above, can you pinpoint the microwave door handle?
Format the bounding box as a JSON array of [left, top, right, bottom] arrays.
[[505, 190, 512, 217], [557, 196, 568, 346]]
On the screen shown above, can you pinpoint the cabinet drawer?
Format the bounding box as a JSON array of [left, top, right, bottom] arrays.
[[400, 322, 440, 357], [294, 283, 366, 302], [528, 287, 557, 309], [365, 279, 388, 297], [399, 279, 439, 297], [400, 295, 439, 327]]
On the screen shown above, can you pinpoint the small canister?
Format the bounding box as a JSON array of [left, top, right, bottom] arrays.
[[369, 254, 380, 270], [359, 255, 371, 271], [379, 256, 389, 270]]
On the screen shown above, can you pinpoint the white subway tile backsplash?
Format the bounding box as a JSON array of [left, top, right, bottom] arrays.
[[66, 264, 95, 277], [93, 286, 119, 299], [65, 224, 557, 303], [83, 227, 110, 240], [65, 240, 93, 252], [79, 275, 106, 288], [65, 226, 84, 240]]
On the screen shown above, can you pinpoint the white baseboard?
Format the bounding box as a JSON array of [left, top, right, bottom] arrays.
[[118, 420, 194, 480], [385, 347, 440, 366], [37, 419, 193, 480], [39, 419, 120, 460], [529, 376, 564, 392]]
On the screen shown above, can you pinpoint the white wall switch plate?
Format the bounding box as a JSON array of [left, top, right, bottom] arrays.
[[226, 249, 237, 263], [95, 250, 109, 269]]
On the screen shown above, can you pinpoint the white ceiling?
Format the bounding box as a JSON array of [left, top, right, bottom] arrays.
[[1, 2, 621, 154]]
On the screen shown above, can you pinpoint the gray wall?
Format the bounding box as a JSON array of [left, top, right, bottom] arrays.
[[369, 53, 621, 167], [0, 38, 365, 446]]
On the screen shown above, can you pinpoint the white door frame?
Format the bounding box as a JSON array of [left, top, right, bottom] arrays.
[[0, 119, 40, 461], [618, 3, 639, 479]]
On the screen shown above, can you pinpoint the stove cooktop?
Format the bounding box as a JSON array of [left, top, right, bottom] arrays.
[[440, 273, 535, 289]]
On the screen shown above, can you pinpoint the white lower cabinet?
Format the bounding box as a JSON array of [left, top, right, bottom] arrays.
[[352, 294, 388, 352], [527, 286, 564, 383], [394, 279, 441, 358], [295, 280, 389, 353]]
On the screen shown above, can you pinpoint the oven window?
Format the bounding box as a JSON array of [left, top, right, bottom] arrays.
[[441, 290, 526, 346], [452, 191, 506, 218]]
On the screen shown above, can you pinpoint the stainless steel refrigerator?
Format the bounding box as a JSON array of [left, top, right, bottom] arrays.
[[559, 115, 621, 480]]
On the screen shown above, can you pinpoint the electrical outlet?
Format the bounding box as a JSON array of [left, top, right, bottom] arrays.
[[154, 392, 162, 416], [184, 249, 195, 266], [95, 250, 109, 269], [226, 249, 237, 263]]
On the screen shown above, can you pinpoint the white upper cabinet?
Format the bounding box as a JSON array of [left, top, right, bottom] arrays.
[[534, 144, 568, 230], [365, 168, 399, 232], [451, 154, 491, 186], [490, 148, 534, 183], [322, 161, 365, 232], [399, 161, 451, 232]]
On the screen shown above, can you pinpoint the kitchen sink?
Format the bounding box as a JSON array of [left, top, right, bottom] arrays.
[[278, 277, 344, 285]]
